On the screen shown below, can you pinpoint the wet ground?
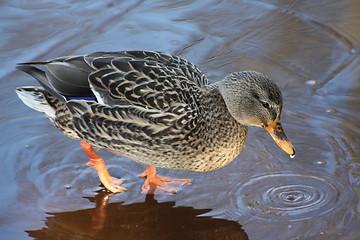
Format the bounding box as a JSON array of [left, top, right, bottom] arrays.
[[1, 0, 360, 239]]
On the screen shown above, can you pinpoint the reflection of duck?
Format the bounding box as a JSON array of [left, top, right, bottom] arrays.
[[16, 51, 294, 193], [26, 191, 249, 240]]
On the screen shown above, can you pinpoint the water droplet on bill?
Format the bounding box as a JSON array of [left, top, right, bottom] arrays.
[[305, 80, 316, 86]]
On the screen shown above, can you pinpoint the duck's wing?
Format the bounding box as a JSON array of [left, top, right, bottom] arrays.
[[18, 51, 208, 108], [84, 51, 208, 109], [17, 55, 95, 100], [65, 51, 208, 148]]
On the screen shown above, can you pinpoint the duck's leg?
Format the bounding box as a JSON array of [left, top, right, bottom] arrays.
[[139, 165, 191, 193], [80, 140, 126, 193]]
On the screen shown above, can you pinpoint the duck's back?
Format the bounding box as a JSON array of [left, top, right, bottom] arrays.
[[86, 51, 209, 107], [38, 51, 208, 105]]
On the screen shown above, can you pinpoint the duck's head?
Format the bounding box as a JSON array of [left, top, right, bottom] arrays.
[[218, 71, 295, 157]]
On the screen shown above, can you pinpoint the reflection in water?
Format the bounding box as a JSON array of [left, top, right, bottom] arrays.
[[26, 190, 249, 240]]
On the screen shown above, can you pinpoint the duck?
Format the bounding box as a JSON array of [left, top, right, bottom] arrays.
[[16, 50, 295, 193]]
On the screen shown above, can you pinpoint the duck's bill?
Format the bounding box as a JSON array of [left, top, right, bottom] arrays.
[[263, 118, 295, 157]]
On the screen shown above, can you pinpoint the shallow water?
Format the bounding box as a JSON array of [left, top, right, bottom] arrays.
[[1, 0, 360, 239]]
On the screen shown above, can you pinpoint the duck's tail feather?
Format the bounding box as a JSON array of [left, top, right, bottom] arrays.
[[17, 61, 96, 101], [15, 86, 56, 119], [16, 65, 66, 102]]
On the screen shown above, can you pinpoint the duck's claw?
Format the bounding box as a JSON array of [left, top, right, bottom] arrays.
[[139, 165, 191, 194]]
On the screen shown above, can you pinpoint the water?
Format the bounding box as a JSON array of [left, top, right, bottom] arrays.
[[233, 173, 349, 221], [1, 0, 360, 239]]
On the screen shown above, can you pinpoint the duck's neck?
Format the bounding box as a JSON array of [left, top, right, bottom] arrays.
[[200, 83, 229, 117], [184, 83, 247, 171], [198, 83, 245, 133]]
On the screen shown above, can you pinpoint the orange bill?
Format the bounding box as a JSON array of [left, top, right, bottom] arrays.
[[263, 117, 295, 157]]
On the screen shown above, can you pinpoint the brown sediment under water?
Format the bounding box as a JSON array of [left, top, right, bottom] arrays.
[[1, 1, 359, 239]]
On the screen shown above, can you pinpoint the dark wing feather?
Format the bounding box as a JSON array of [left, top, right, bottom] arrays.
[[87, 51, 208, 111], [16, 65, 67, 102], [17, 55, 95, 99]]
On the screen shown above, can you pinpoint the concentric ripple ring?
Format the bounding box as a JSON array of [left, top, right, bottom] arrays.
[[233, 173, 347, 221]]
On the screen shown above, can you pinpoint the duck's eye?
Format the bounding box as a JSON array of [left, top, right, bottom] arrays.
[[261, 101, 270, 108]]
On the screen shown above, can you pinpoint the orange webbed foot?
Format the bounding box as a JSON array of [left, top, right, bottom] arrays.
[[81, 140, 127, 193], [139, 165, 191, 194]]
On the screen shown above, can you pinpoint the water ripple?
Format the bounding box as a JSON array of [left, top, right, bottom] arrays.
[[233, 173, 347, 221]]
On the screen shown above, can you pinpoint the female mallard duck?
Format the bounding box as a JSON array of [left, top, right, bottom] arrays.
[[16, 51, 295, 193]]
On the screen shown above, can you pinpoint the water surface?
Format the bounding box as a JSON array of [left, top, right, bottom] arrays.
[[1, 0, 359, 239]]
